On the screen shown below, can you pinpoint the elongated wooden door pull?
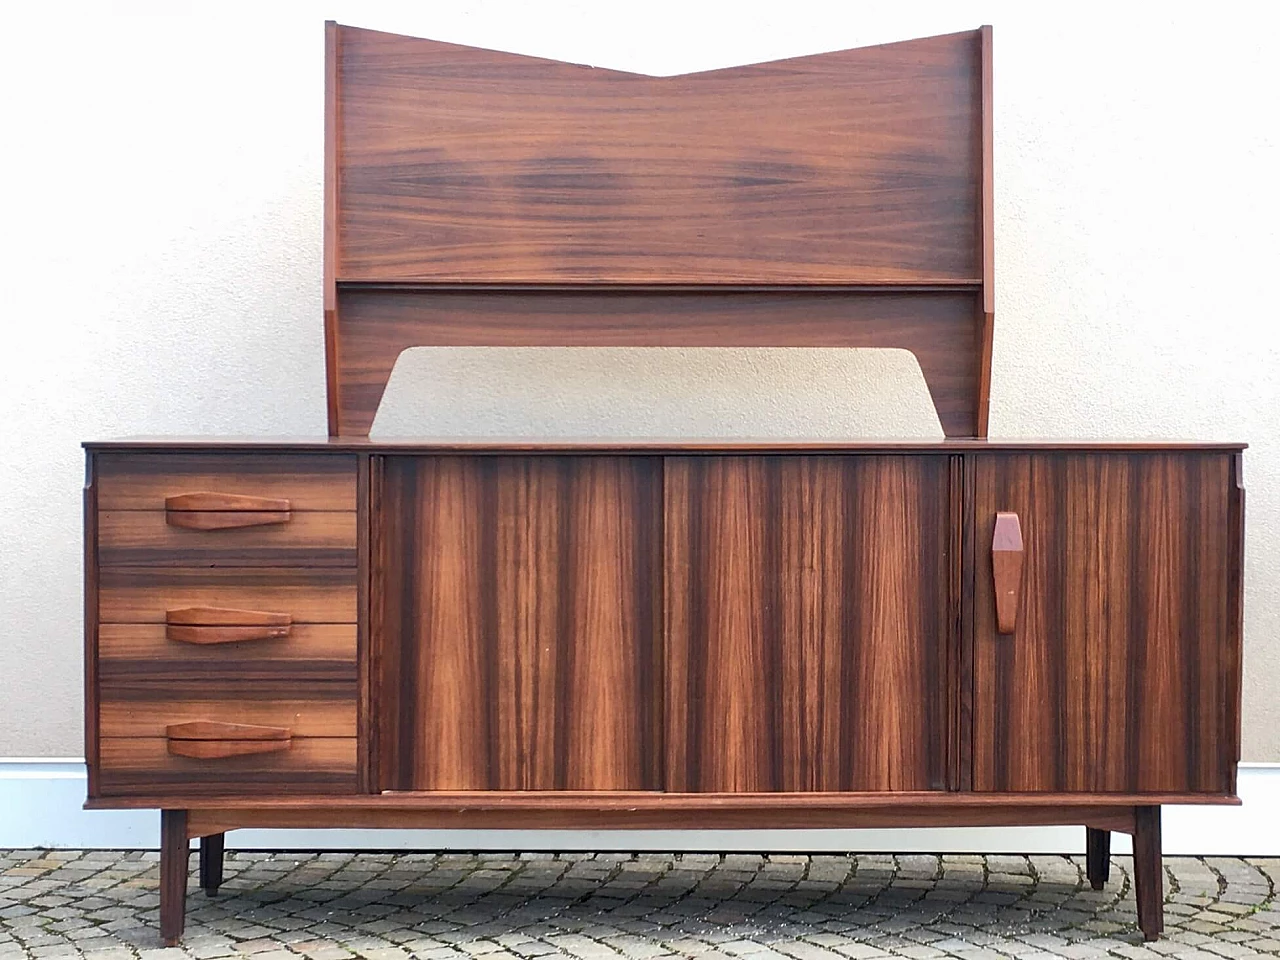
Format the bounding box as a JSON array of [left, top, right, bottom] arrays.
[[165, 491, 292, 530], [992, 511, 1024, 634], [166, 721, 292, 759], [165, 606, 292, 644]]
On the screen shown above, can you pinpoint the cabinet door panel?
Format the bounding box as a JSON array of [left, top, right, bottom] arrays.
[[972, 453, 1240, 794], [378, 456, 662, 791], [665, 455, 952, 792]]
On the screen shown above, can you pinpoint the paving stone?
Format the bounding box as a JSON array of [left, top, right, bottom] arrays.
[[0, 852, 1273, 959]]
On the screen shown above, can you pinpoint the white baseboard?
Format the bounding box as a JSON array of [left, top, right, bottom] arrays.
[[3, 760, 1277, 854]]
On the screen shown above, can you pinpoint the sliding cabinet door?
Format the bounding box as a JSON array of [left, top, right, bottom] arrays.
[[665, 455, 954, 792], [378, 455, 662, 791]]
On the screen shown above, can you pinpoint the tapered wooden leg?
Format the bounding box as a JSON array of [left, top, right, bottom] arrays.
[[199, 833, 225, 895], [1133, 806, 1164, 941], [160, 810, 189, 946], [1086, 827, 1111, 890]]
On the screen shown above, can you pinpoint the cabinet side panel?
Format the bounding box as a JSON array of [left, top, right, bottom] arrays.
[[972, 452, 1235, 794], [84, 454, 101, 798], [665, 455, 951, 792], [378, 456, 662, 791]]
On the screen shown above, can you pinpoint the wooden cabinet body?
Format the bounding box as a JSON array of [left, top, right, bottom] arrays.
[[84, 441, 1244, 813]]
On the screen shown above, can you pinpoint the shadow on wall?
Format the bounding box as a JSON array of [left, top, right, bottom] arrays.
[[371, 347, 945, 439]]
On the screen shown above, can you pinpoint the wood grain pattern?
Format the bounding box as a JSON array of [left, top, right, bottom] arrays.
[[357, 452, 374, 793], [181, 800, 1139, 834], [166, 491, 291, 512], [166, 607, 290, 626], [972, 453, 1236, 794], [164, 604, 292, 644], [159, 809, 188, 945], [84, 467, 101, 797], [378, 455, 662, 791], [324, 20, 343, 436], [948, 454, 966, 790], [98, 623, 357, 683], [98, 567, 357, 623], [975, 24, 994, 437], [166, 721, 291, 741], [100, 789, 1226, 814], [165, 511, 292, 531], [1133, 805, 1165, 940], [100, 687, 355, 738], [99, 738, 358, 797], [168, 740, 292, 759], [665, 455, 951, 792], [96, 454, 356, 511], [98, 510, 357, 567], [83, 438, 1249, 454], [1226, 453, 1246, 796], [958, 452, 976, 791], [165, 624, 291, 645], [333, 25, 984, 284], [991, 511, 1024, 633], [334, 287, 981, 438]]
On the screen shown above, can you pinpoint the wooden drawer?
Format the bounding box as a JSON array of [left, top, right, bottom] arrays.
[[98, 623, 357, 683], [98, 687, 358, 738], [96, 453, 357, 511], [97, 737, 358, 797], [98, 567, 357, 623], [98, 510, 357, 567]]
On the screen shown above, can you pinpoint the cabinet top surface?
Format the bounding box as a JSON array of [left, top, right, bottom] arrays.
[[83, 437, 1247, 453]]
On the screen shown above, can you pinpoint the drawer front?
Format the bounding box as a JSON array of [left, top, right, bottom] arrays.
[[98, 688, 358, 739], [99, 567, 357, 623], [98, 510, 357, 567], [98, 623, 357, 683], [96, 453, 357, 511], [98, 737, 358, 796]]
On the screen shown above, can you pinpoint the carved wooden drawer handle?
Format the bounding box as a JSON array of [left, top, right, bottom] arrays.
[[165, 492, 292, 530], [992, 512, 1024, 634], [165, 606, 292, 645], [166, 721, 292, 759]]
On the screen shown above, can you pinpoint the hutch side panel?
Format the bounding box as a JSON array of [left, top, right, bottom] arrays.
[[664, 454, 953, 792], [377, 455, 664, 791], [971, 452, 1240, 795]]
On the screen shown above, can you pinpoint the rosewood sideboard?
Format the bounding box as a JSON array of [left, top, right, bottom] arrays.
[[83, 24, 1246, 946]]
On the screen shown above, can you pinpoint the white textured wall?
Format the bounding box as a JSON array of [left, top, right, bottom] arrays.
[[1, 1, 1276, 759]]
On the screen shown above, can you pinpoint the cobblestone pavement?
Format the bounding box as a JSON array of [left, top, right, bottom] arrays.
[[1, 851, 1277, 960]]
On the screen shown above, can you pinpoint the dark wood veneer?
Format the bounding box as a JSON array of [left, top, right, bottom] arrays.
[[972, 453, 1237, 795], [333, 288, 982, 438], [97, 453, 357, 510], [98, 567, 357, 623], [98, 510, 357, 567], [665, 455, 951, 792], [378, 456, 662, 791], [333, 27, 983, 285], [101, 739, 359, 798], [160, 810, 188, 945]]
